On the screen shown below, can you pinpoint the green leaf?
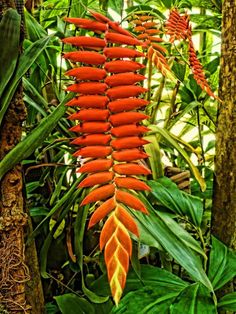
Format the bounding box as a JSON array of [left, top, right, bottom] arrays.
[[144, 135, 164, 179], [0, 93, 73, 180], [208, 236, 236, 290], [170, 283, 217, 314], [131, 196, 212, 291], [0, 9, 21, 97], [74, 201, 108, 304], [218, 292, 236, 311], [149, 178, 203, 226], [172, 61, 186, 82], [112, 286, 179, 314], [54, 294, 95, 314], [91, 264, 188, 297], [0, 36, 51, 126], [149, 125, 206, 191]]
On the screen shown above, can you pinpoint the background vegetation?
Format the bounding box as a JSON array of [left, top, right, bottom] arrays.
[[1, 0, 236, 313]]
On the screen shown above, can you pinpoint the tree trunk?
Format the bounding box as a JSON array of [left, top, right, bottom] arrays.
[[212, 0, 236, 250], [212, 0, 236, 310], [0, 1, 44, 313]]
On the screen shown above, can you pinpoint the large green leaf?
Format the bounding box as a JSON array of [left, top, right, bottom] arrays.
[[149, 178, 203, 226], [0, 36, 51, 126], [208, 236, 236, 290], [149, 125, 206, 191], [54, 294, 95, 314], [91, 264, 188, 297], [218, 292, 236, 312], [131, 195, 212, 291], [0, 9, 21, 97], [170, 283, 217, 314], [112, 286, 179, 314], [0, 93, 72, 179]]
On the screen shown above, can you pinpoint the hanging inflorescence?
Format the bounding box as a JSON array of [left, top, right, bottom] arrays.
[[63, 11, 151, 304], [130, 14, 172, 78], [165, 8, 219, 100]]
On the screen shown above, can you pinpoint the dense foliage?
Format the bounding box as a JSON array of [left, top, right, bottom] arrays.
[[1, 0, 236, 313]]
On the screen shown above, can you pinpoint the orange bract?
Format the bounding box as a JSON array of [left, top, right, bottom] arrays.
[[78, 159, 113, 173], [108, 98, 149, 113], [81, 184, 115, 205], [65, 67, 106, 81], [66, 82, 108, 94], [63, 51, 106, 65], [104, 47, 144, 59], [105, 73, 146, 87], [66, 95, 109, 108], [62, 36, 106, 48]]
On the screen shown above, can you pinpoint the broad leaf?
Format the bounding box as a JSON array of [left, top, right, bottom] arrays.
[[208, 236, 236, 290], [218, 292, 236, 312], [54, 294, 95, 314], [170, 283, 217, 314], [112, 286, 179, 314], [91, 264, 188, 296], [149, 178, 203, 226], [131, 195, 212, 291]]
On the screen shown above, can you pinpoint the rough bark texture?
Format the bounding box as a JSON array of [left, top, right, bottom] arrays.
[[0, 2, 44, 313], [212, 0, 236, 249], [0, 87, 30, 313]]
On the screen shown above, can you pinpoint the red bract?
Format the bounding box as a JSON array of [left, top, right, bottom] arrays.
[[64, 11, 151, 305]]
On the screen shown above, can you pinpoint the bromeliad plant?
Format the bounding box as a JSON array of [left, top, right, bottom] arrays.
[[63, 11, 151, 304]]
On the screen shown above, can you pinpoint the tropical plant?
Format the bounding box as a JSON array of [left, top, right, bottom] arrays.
[[1, 0, 235, 313]]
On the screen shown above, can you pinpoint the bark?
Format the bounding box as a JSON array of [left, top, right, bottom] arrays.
[[212, 0, 236, 250], [0, 1, 44, 313], [212, 1, 236, 311]]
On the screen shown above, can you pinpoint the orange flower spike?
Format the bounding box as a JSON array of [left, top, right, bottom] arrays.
[[109, 112, 149, 126], [66, 82, 108, 94], [88, 197, 116, 229], [111, 136, 149, 150], [78, 159, 113, 173], [105, 32, 142, 46], [68, 109, 109, 121], [104, 47, 145, 59], [107, 85, 148, 100], [112, 148, 149, 162], [66, 95, 109, 109], [113, 163, 151, 175], [71, 134, 111, 146], [63, 51, 106, 65], [81, 184, 115, 206], [105, 73, 146, 88], [69, 122, 110, 134], [73, 146, 112, 158], [116, 190, 148, 213], [65, 67, 107, 81], [108, 98, 149, 113], [64, 17, 107, 31], [62, 36, 106, 48], [115, 206, 139, 237], [115, 177, 151, 191], [111, 125, 150, 137], [105, 60, 145, 73], [78, 172, 114, 188]]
